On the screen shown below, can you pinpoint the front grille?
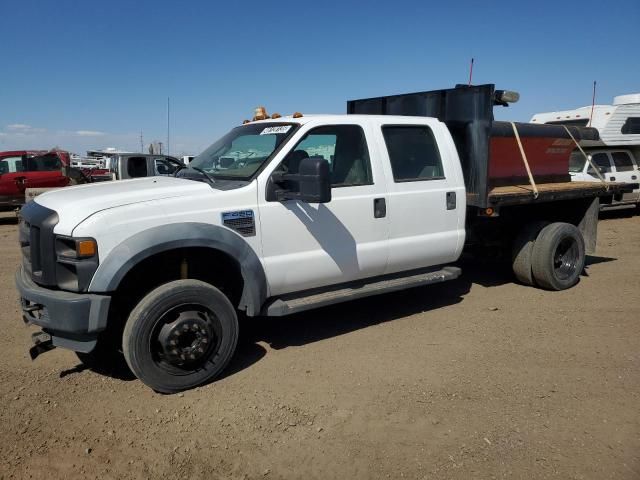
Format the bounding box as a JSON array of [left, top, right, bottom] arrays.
[[19, 219, 33, 275], [18, 202, 59, 286]]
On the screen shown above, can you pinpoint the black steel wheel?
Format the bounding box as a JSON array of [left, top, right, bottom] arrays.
[[531, 222, 585, 291], [123, 280, 238, 393]]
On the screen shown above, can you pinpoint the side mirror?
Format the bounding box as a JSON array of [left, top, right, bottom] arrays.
[[271, 157, 331, 203], [297, 157, 331, 203]]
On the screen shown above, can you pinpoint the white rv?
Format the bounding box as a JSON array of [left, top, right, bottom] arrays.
[[531, 93, 640, 145], [531, 93, 640, 208]]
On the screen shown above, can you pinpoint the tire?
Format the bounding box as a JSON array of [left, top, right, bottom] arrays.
[[511, 221, 548, 286], [122, 279, 239, 393], [531, 222, 585, 291]]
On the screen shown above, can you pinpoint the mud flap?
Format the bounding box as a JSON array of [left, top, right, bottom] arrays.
[[29, 331, 55, 360]]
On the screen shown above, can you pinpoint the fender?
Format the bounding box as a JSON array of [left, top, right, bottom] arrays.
[[89, 223, 267, 316]]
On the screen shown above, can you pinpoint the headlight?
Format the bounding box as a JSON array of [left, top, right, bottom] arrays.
[[55, 236, 99, 291]]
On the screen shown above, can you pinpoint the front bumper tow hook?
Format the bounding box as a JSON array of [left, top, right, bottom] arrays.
[[29, 331, 55, 360]]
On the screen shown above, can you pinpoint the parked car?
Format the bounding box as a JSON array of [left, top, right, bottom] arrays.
[[0, 149, 87, 211]]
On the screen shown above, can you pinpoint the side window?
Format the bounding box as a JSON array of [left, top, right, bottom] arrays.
[[621, 117, 640, 135], [611, 152, 634, 172], [382, 126, 444, 182], [127, 156, 148, 178], [154, 158, 178, 175], [0, 156, 23, 174], [587, 153, 612, 175], [569, 151, 586, 173], [37, 154, 62, 171], [281, 125, 372, 187]]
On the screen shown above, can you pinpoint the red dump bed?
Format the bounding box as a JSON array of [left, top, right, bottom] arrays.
[[488, 122, 581, 187]]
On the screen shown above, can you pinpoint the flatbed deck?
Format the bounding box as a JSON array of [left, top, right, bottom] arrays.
[[486, 181, 632, 207]]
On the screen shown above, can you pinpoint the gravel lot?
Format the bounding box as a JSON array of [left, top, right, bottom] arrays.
[[1, 209, 639, 479]]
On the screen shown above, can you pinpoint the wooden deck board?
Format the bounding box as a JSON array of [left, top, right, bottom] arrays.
[[489, 181, 609, 197], [484, 181, 622, 206]]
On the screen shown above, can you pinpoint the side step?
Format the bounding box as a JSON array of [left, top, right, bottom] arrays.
[[264, 266, 461, 317]]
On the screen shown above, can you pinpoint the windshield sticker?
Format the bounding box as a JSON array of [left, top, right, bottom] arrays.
[[260, 126, 292, 135]]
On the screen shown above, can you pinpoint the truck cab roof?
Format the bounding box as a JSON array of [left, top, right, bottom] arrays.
[[242, 113, 443, 127]]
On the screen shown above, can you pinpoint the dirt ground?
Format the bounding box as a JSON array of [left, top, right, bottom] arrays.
[[0, 209, 639, 480]]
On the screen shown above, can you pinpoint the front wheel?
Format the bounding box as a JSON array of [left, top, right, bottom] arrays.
[[122, 280, 239, 393]]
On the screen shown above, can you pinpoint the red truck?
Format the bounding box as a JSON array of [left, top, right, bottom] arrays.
[[0, 149, 94, 211]]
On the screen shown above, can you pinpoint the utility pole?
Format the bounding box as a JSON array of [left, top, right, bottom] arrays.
[[167, 97, 170, 156], [140, 131, 144, 153]]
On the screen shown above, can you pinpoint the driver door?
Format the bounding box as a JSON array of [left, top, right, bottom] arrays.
[[257, 123, 389, 297]]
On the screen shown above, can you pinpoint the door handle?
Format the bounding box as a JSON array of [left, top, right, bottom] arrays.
[[632, 175, 637, 180], [446, 191, 457, 210], [373, 198, 386, 218], [610, 176, 616, 181]]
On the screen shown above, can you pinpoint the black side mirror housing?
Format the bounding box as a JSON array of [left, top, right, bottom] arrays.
[[270, 157, 331, 203]]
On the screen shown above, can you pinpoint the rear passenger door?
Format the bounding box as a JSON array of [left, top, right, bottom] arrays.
[[377, 122, 466, 274]]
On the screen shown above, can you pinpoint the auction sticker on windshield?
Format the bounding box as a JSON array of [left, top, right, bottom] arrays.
[[260, 126, 292, 135]]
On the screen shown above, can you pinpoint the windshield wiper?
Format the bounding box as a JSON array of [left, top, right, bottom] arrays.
[[190, 166, 216, 183]]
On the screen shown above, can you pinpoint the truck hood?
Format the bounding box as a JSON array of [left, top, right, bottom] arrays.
[[34, 176, 212, 233]]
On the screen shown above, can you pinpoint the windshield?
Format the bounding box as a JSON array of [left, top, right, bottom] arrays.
[[569, 151, 586, 173], [189, 123, 297, 179]]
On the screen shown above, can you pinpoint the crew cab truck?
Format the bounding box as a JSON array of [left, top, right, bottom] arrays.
[[0, 149, 90, 211], [15, 85, 634, 393], [568, 148, 640, 208]]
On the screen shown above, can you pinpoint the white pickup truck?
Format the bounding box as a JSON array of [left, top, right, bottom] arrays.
[[16, 85, 633, 393]]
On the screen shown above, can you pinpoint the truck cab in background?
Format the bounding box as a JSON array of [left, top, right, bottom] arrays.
[[569, 148, 640, 207], [0, 150, 76, 211], [99, 153, 184, 180]]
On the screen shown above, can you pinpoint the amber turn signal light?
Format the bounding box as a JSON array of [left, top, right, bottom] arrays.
[[76, 239, 97, 257], [253, 106, 269, 121]]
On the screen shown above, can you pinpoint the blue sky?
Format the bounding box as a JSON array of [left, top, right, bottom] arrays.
[[1, 0, 638, 156]]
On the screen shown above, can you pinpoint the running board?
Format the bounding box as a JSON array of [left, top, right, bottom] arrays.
[[264, 266, 461, 317]]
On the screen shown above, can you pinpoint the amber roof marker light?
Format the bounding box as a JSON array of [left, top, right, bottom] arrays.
[[253, 106, 269, 121]]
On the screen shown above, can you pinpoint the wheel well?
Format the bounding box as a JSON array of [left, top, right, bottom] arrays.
[[108, 247, 244, 334]]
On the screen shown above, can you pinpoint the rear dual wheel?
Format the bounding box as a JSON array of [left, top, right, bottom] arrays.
[[512, 222, 585, 290], [122, 280, 238, 393]]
